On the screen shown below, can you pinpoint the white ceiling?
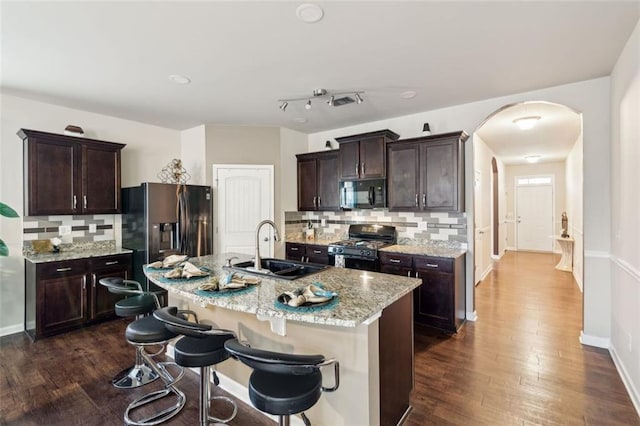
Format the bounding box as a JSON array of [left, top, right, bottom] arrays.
[[2, 2, 638, 163]]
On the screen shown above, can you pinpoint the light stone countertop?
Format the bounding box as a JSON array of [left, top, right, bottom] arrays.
[[380, 244, 467, 259], [285, 236, 341, 245], [23, 241, 132, 263], [144, 252, 421, 328]]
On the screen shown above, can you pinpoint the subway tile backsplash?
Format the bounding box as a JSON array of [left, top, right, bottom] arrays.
[[22, 214, 115, 247], [285, 210, 467, 245]]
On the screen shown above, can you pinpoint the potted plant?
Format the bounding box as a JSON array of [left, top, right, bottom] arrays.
[[0, 202, 19, 256]]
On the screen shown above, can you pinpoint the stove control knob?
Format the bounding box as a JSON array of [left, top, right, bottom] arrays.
[[337, 248, 343, 254]]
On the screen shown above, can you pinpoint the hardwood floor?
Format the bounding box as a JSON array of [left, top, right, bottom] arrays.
[[405, 251, 639, 426], [1, 251, 638, 425]]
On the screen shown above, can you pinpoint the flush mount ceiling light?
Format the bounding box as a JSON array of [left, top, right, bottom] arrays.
[[278, 88, 365, 112], [525, 155, 541, 163], [513, 115, 541, 130], [168, 74, 191, 84], [296, 3, 324, 23]]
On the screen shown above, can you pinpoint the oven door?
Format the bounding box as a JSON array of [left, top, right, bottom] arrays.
[[329, 254, 379, 272]]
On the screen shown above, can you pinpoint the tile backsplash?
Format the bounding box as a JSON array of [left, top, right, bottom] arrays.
[[23, 214, 116, 247], [285, 210, 467, 245]]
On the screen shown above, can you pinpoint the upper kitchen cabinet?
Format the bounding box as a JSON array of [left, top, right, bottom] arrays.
[[336, 129, 400, 180], [18, 129, 125, 216], [296, 150, 340, 211], [387, 131, 468, 212]]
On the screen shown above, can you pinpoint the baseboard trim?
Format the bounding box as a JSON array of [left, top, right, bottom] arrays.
[[610, 343, 640, 417], [0, 323, 23, 337], [466, 311, 478, 321], [579, 331, 610, 349]]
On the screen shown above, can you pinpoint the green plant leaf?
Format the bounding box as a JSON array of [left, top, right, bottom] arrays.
[[0, 238, 8, 256], [0, 203, 19, 218]]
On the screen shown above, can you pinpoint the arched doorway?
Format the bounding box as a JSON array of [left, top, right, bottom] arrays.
[[472, 100, 584, 291]]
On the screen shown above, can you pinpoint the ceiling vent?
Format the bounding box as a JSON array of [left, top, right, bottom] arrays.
[[333, 96, 355, 106]]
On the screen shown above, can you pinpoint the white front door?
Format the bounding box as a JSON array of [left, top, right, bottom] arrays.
[[516, 182, 553, 252], [213, 165, 274, 256]]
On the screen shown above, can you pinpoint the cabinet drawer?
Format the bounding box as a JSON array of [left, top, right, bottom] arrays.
[[413, 256, 453, 273], [91, 253, 131, 270], [286, 243, 306, 259], [305, 244, 327, 257], [379, 252, 413, 268], [37, 259, 89, 278]]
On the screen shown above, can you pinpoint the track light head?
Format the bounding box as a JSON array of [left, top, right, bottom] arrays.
[[355, 93, 364, 104], [279, 101, 288, 111], [305, 100, 312, 110]]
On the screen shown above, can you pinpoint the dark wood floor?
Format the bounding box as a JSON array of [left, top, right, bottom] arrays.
[[405, 251, 639, 426], [1, 251, 638, 425]]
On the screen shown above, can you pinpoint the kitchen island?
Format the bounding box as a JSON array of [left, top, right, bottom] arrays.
[[144, 252, 421, 426]]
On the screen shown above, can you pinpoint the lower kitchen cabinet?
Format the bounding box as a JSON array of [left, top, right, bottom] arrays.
[[25, 253, 132, 340], [285, 242, 329, 265], [380, 252, 465, 332]]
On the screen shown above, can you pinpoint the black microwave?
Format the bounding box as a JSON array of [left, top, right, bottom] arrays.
[[340, 179, 386, 209]]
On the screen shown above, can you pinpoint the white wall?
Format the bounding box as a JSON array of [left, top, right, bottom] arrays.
[[566, 127, 584, 291], [504, 161, 567, 250], [0, 93, 180, 335], [305, 77, 611, 333], [609, 20, 640, 413], [180, 125, 207, 185], [472, 133, 496, 282]]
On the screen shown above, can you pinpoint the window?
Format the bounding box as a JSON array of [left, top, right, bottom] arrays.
[[517, 176, 552, 186]]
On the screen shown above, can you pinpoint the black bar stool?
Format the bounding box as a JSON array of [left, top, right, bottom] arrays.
[[123, 312, 188, 425], [223, 338, 339, 426], [154, 306, 238, 426], [99, 277, 159, 388]]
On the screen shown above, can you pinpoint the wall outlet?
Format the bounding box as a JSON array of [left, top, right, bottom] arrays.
[[59, 225, 71, 235], [321, 219, 326, 226], [89, 224, 97, 233]]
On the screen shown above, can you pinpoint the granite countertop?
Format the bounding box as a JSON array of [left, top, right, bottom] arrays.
[[24, 242, 132, 263], [285, 236, 340, 246], [144, 253, 421, 328], [380, 243, 467, 259]]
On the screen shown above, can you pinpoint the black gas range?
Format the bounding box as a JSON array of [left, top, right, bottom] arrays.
[[328, 224, 396, 271]]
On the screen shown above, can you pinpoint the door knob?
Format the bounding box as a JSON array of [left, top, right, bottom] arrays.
[[263, 237, 269, 242]]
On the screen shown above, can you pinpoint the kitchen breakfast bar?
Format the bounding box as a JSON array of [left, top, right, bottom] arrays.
[[144, 253, 421, 426]]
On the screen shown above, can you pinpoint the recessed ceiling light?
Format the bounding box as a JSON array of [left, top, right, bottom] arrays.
[[525, 155, 541, 163], [296, 3, 324, 23], [513, 115, 541, 130], [168, 74, 191, 85], [294, 117, 307, 123], [400, 90, 417, 99]]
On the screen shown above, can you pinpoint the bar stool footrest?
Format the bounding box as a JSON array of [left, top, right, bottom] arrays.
[[124, 387, 186, 426], [208, 395, 238, 424]]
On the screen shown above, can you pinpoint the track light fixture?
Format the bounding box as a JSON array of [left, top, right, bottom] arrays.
[[277, 88, 365, 111]]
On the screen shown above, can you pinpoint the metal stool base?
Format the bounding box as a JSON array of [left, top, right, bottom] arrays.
[[112, 363, 159, 389], [198, 368, 237, 426], [124, 387, 186, 426]]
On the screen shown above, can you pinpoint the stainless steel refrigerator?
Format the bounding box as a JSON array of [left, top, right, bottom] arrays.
[[121, 183, 212, 296]]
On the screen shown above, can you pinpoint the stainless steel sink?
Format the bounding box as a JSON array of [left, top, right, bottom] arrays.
[[228, 258, 328, 280]]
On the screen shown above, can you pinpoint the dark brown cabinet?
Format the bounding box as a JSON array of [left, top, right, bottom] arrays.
[[25, 253, 132, 340], [387, 131, 467, 212], [380, 252, 465, 332], [336, 129, 399, 180], [18, 129, 125, 216], [285, 242, 329, 265], [296, 151, 339, 211]]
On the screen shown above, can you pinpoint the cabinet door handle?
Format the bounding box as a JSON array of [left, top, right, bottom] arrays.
[[313, 196, 317, 207], [105, 261, 118, 265], [389, 259, 401, 263], [415, 194, 419, 207], [362, 162, 365, 174], [415, 272, 420, 278], [82, 276, 86, 290], [426, 263, 438, 268], [56, 267, 72, 272], [92, 273, 96, 287], [83, 195, 87, 209], [290, 247, 299, 251], [73, 195, 77, 209], [407, 271, 411, 277], [355, 163, 359, 176], [313, 250, 322, 254], [422, 193, 426, 205], [317, 196, 321, 206]]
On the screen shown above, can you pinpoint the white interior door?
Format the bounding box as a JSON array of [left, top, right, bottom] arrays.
[[213, 165, 274, 256], [516, 183, 553, 252]]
